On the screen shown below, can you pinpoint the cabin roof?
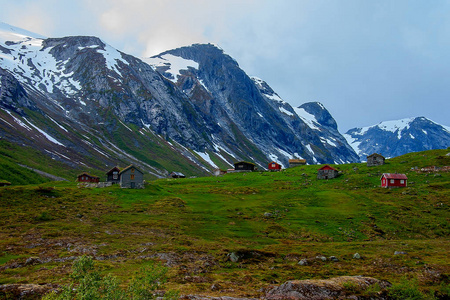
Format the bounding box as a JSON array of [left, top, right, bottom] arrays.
[[381, 173, 408, 180], [234, 161, 256, 166], [77, 172, 99, 179], [318, 165, 337, 171], [119, 164, 143, 175]]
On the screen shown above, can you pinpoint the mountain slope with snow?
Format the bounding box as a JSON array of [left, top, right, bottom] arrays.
[[1, 23, 361, 179], [344, 117, 450, 160]]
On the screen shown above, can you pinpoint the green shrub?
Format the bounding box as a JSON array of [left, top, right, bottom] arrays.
[[387, 277, 433, 300], [43, 255, 178, 300]]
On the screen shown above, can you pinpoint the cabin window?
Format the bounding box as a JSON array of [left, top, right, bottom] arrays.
[[272, 163, 276, 167], [400, 180, 404, 184], [390, 179, 394, 184], [131, 168, 135, 173], [113, 172, 118, 179], [131, 174, 135, 180]]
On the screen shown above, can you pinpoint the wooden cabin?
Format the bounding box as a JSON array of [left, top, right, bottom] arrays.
[[367, 153, 385, 167], [106, 166, 121, 184], [289, 159, 307, 168], [268, 161, 282, 171], [233, 161, 256, 171], [119, 164, 144, 189], [169, 172, 186, 178], [77, 172, 100, 183], [317, 165, 339, 180], [381, 173, 407, 188]]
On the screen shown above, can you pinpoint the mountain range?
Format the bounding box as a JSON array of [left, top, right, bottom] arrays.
[[0, 22, 448, 178]]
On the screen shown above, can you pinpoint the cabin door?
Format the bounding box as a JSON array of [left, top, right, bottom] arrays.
[[131, 182, 135, 188]]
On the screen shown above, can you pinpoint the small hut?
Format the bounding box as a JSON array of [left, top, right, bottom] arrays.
[[77, 172, 100, 183], [268, 161, 282, 171], [106, 166, 121, 184], [317, 165, 339, 180], [289, 159, 307, 168], [119, 164, 144, 189], [169, 172, 186, 178], [381, 173, 407, 188], [233, 161, 256, 171], [367, 153, 385, 167]]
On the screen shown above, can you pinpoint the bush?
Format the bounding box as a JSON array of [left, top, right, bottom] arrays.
[[43, 255, 178, 300], [387, 277, 433, 300]]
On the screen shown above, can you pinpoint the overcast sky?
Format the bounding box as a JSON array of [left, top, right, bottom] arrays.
[[1, 0, 449, 132]]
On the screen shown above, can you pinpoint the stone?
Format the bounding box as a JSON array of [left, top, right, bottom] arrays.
[[298, 259, 308, 266], [229, 252, 240, 263], [394, 251, 408, 255], [353, 253, 361, 259], [329, 256, 339, 262]]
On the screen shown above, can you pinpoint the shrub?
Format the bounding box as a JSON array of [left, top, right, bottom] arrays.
[[387, 276, 432, 300], [43, 255, 178, 300]]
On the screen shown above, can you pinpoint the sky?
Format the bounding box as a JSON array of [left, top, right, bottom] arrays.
[[0, 0, 449, 132]]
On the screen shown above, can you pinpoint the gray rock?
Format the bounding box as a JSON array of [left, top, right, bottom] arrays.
[[298, 259, 308, 266], [353, 253, 361, 259], [394, 251, 408, 255], [329, 256, 339, 262]]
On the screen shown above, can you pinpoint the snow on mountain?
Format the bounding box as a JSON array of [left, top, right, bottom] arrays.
[[143, 54, 199, 83], [345, 117, 450, 160]]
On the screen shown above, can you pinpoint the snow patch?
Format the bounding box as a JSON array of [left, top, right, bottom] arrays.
[[23, 118, 64, 146], [144, 54, 199, 83], [279, 107, 294, 117], [194, 151, 218, 168], [293, 107, 320, 130]]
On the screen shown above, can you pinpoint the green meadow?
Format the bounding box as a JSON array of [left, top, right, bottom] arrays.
[[0, 149, 449, 298]]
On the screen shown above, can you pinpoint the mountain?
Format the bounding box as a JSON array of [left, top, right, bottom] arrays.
[[0, 22, 359, 180], [344, 117, 450, 160]]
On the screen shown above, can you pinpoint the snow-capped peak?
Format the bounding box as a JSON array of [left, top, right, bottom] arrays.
[[0, 22, 46, 44]]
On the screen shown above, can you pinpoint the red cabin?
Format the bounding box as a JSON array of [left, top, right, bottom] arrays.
[[268, 161, 282, 171], [381, 173, 407, 188], [77, 172, 100, 183]]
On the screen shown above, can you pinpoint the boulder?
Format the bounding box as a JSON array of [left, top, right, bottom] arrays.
[[265, 276, 391, 300]]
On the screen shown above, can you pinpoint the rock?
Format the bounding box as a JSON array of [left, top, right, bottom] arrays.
[[0, 284, 58, 299], [316, 256, 327, 262], [298, 259, 308, 266], [25, 257, 42, 266], [328, 256, 339, 262], [264, 212, 273, 218], [394, 251, 408, 255], [353, 253, 361, 259], [228, 252, 240, 263], [265, 276, 391, 300]]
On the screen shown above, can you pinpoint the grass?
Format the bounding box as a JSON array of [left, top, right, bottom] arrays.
[[0, 149, 448, 298]]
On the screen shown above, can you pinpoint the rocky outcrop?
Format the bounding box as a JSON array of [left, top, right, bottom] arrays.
[[265, 276, 391, 300]]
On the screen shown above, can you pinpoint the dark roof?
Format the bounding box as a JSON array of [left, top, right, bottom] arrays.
[[318, 165, 338, 171], [234, 161, 256, 166], [106, 166, 121, 174], [119, 164, 143, 175], [268, 161, 280, 165], [367, 153, 385, 158], [381, 173, 407, 180]]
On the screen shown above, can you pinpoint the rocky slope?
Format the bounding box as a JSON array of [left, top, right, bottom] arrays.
[[344, 117, 450, 160]]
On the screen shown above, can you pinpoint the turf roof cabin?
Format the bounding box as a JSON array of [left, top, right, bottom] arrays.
[[381, 173, 407, 188], [77, 172, 100, 183], [0, 180, 11, 187], [317, 165, 339, 180], [288, 159, 307, 168], [106, 166, 121, 184], [367, 153, 385, 167], [268, 161, 282, 171], [233, 161, 256, 172], [119, 164, 144, 189]]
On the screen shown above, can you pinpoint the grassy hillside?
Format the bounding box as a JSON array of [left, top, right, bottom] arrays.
[[0, 149, 449, 298]]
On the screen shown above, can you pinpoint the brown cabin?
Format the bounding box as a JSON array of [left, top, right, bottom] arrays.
[[77, 172, 100, 183], [106, 166, 121, 184], [367, 153, 385, 167], [317, 165, 339, 180], [289, 159, 307, 168], [234, 161, 256, 171]]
